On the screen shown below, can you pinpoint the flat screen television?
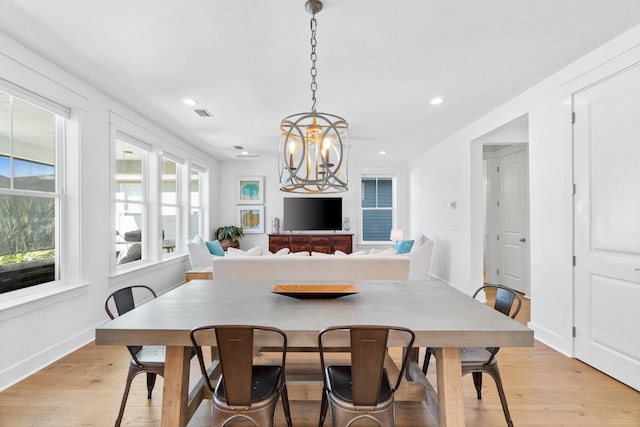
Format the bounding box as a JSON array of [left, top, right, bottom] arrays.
[[283, 197, 342, 231]]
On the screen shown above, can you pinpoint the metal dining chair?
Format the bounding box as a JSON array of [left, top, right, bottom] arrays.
[[104, 285, 166, 427], [190, 325, 293, 427], [318, 325, 415, 427], [422, 284, 522, 427]]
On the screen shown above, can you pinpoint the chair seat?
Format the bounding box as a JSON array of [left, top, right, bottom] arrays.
[[215, 365, 282, 404], [461, 347, 497, 366], [132, 345, 166, 366], [326, 366, 392, 403]]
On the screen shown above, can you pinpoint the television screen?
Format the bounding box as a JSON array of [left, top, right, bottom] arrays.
[[283, 197, 342, 231]]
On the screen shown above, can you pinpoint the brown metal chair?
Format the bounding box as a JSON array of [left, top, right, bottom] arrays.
[[318, 325, 415, 427], [104, 285, 165, 427], [190, 325, 293, 427], [422, 284, 522, 427]]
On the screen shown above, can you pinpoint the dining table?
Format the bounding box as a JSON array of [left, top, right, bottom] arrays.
[[95, 279, 533, 427]]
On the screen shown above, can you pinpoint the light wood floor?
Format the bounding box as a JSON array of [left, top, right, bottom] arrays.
[[1, 290, 639, 426]]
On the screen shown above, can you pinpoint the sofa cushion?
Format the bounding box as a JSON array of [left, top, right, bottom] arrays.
[[205, 240, 225, 257]]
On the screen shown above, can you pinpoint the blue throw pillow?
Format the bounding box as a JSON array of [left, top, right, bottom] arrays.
[[205, 240, 225, 257], [396, 240, 414, 254]]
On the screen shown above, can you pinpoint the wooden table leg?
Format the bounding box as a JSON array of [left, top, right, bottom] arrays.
[[161, 346, 191, 427], [436, 347, 465, 427]]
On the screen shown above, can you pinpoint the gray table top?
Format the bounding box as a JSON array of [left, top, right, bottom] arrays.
[[96, 279, 533, 348]]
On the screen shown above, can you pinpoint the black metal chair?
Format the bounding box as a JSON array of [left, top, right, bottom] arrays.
[[422, 284, 522, 427], [190, 325, 293, 427], [104, 285, 166, 427], [318, 325, 415, 427]]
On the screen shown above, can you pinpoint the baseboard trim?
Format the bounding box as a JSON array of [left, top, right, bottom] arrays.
[[527, 321, 573, 357], [0, 322, 98, 391]]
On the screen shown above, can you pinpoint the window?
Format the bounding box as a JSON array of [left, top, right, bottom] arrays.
[[114, 138, 147, 266], [160, 155, 180, 256], [0, 90, 63, 294], [189, 167, 204, 239], [360, 176, 395, 243]]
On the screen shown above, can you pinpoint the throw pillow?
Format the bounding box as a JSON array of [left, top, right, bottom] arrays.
[[275, 248, 290, 255], [312, 251, 332, 256], [334, 250, 347, 256], [205, 240, 225, 257], [288, 251, 310, 256], [369, 248, 396, 256], [349, 250, 367, 256], [245, 246, 263, 256], [226, 247, 246, 257], [396, 240, 414, 254]]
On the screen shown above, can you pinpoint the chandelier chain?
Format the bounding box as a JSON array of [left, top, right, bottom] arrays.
[[310, 14, 318, 113]]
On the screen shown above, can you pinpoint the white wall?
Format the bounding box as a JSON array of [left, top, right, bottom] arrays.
[[0, 32, 219, 390], [409, 24, 640, 356], [217, 159, 409, 252]]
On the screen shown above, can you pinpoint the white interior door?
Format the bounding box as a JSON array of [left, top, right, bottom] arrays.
[[497, 150, 529, 294], [574, 64, 640, 391]]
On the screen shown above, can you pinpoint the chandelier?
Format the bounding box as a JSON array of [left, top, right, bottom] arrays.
[[279, 0, 349, 193]]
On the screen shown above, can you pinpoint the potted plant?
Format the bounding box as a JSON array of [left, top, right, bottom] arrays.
[[214, 225, 244, 251]]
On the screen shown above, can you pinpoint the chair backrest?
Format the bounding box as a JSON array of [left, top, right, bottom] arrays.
[[473, 285, 522, 319], [318, 325, 415, 406], [190, 325, 288, 407], [104, 285, 157, 361], [473, 285, 521, 362]]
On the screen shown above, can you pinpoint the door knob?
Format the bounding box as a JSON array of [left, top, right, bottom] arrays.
[[519, 238, 526, 243]]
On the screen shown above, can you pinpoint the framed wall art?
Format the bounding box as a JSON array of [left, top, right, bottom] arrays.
[[236, 176, 264, 204], [236, 205, 265, 234]]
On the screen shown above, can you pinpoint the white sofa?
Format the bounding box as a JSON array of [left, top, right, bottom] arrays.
[[188, 234, 434, 281], [213, 255, 410, 281]]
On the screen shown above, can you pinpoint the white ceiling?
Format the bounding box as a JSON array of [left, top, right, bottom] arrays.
[[1, 0, 639, 163]]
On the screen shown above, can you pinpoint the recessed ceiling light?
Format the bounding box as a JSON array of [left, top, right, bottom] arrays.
[[242, 151, 249, 156], [379, 150, 387, 155], [181, 98, 198, 106], [430, 97, 445, 105]]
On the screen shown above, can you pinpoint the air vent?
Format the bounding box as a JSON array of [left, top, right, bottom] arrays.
[[193, 109, 213, 117], [233, 145, 244, 150], [236, 154, 259, 158]]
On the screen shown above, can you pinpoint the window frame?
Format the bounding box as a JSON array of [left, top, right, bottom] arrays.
[[189, 165, 205, 240], [159, 152, 183, 259], [112, 133, 150, 272], [0, 89, 67, 296], [359, 174, 398, 245]]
